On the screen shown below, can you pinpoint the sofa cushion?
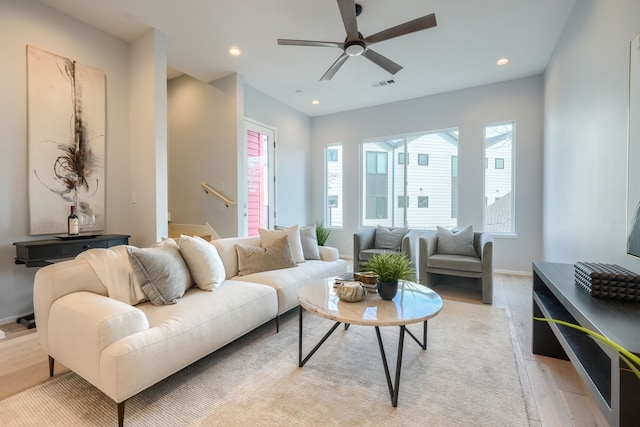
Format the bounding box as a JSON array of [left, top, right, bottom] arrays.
[[300, 225, 321, 260], [374, 225, 407, 250], [270, 225, 305, 263], [427, 253, 483, 273], [436, 225, 478, 257], [236, 235, 297, 276], [127, 241, 193, 305], [358, 248, 399, 263], [234, 258, 348, 313], [178, 235, 226, 291]]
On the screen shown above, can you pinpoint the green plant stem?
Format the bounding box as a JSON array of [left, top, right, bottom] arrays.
[[534, 317, 640, 379]]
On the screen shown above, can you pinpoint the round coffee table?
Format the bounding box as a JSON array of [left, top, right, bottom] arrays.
[[297, 277, 443, 406]]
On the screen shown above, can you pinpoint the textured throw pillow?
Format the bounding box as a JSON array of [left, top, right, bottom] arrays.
[[178, 235, 226, 291], [374, 225, 407, 250], [436, 225, 478, 257], [263, 226, 305, 263], [127, 241, 193, 305], [300, 225, 321, 260], [236, 235, 297, 276]]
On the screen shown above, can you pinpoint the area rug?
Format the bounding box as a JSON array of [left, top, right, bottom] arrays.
[[0, 300, 528, 426]]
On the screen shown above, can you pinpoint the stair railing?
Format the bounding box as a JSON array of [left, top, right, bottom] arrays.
[[201, 182, 237, 208]]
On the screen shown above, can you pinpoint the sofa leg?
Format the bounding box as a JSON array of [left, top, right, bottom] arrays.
[[48, 356, 55, 377], [275, 315, 280, 333], [117, 400, 126, 427]]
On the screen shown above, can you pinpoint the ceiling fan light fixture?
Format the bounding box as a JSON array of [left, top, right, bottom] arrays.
[[344, 41, 365, 56]]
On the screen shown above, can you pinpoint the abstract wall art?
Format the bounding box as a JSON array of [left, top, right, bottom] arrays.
[[628, 33, 640, 257], [27, 45, 105, 235]]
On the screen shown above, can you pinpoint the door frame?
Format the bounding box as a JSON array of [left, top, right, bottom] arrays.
[[243, 118, 276, 235]]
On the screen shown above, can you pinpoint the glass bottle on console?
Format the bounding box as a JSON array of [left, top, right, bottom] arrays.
[[68, 206, 79, 236]]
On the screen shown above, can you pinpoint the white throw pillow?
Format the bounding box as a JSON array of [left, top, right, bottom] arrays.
[[436, 225, 478, 257], [267, 225, 305, 263], [178, 235, 226, 291]]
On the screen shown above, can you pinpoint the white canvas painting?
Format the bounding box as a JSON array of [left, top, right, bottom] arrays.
[[27, 45, 105, 235]]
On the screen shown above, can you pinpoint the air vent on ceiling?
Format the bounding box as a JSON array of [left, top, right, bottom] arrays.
[[371, 79, 396, 88]]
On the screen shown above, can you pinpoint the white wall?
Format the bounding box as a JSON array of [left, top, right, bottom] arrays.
[[244, 85, 312, 227], [544, 0, 640, 273], [310, 76, 544, 273], [128, 29, 169, 247], [167, 74, 241, 238], [0, 0, 165, 322]]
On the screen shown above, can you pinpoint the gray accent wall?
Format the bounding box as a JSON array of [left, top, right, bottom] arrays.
[[544, 0, 640, 273], [310, 76, 545, 273]]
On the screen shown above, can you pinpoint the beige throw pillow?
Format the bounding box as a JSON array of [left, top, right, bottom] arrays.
[[264, 225, 305, 263], [178, 235, 226, 291], [236, 235, 297, 276]]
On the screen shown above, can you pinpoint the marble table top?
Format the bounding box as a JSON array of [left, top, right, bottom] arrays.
[[298, 277, 443, 327]]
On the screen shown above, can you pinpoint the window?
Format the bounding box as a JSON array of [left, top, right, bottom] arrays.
[[325, 144, 343, 227], [361, 129, 459, 229], [484, 121, 514, 233]]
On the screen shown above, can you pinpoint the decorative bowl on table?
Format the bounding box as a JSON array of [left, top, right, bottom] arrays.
[[353, 271, 378, 285], [335, 281, 367, 302]]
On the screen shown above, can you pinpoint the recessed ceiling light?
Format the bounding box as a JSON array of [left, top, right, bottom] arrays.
[[496, 57, 509, 66], [312, 100, 320, 105], [228, 47, 241, 56]]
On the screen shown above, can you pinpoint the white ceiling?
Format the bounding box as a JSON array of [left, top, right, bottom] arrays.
[[37, 0, 575, 117]]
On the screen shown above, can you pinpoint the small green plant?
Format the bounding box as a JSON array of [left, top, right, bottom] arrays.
[[360, 252, 416, 283], [535, 317, 640, 379], [315, 221, 332, 246]]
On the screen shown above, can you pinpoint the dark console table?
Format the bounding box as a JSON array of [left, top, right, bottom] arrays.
[[532, 262, 640, 427], [13, 234, 130, 328], [14, 234, 130, 267]]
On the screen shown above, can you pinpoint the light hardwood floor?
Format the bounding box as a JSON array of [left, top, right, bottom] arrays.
[[0, 273, 609, 426]]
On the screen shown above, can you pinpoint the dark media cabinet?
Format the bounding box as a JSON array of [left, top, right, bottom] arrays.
[[532, 262, 640, 427]]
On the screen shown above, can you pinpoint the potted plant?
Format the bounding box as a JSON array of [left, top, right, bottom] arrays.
[[315, 221, 332, 246], [360, 252, 416, 300]]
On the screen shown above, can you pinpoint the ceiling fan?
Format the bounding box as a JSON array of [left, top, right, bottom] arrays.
[[277, 0, 437, 81]]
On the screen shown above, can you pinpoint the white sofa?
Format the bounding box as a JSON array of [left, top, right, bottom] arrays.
[[33, 234, 347, 426]]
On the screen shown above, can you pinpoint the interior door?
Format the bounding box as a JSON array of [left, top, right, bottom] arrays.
[[244, 119, 276, 236]]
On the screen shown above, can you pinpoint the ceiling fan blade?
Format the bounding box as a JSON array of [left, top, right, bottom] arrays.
[[277, 39, 344, 48], [362, 49, 403, 75], [321, 52, 350, 81], [364, 13, 437, 45], [337, 0, 359, 40]]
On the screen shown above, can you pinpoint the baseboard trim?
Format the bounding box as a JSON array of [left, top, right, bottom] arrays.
[[495, 269, 531, 276], [0, 312, 32, 327]]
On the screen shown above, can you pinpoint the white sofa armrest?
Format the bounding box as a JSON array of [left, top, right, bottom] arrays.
[[48, 291, 148, 386], [319, 245, 339, 262], [34, 258, 109, 354]]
